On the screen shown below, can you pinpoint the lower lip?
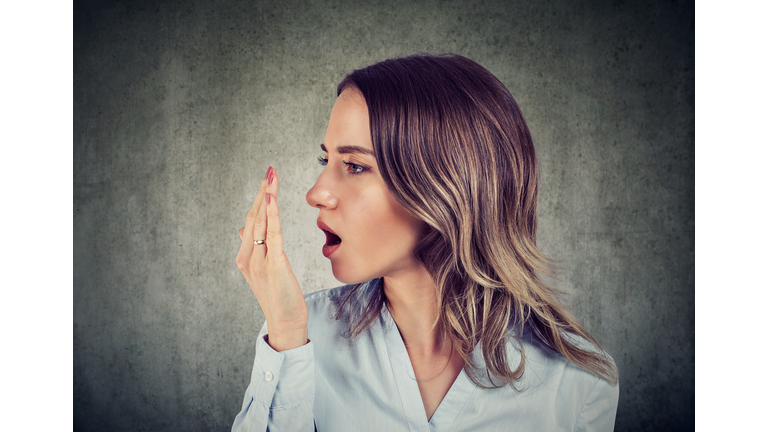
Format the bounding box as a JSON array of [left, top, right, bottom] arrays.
[[322, 242, 340, 258]]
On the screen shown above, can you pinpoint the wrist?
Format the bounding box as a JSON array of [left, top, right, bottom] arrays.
[[265, 328, 309, 352]]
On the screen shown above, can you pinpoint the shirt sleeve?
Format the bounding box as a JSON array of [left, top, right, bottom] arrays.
[[574, 377, 620, 432], [231, 323, 315, 432]]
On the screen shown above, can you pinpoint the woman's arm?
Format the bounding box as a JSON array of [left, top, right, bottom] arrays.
[[235, 166, 309, 351], [232, 167, 314, 430], [231, 323, 315, 432], [574, 375, 620, 432]]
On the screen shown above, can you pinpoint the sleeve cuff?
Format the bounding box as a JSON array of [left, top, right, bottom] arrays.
[[250, 334, 315, 408]]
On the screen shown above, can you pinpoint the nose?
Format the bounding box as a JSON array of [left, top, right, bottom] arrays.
[[306, 170, 338, 209]]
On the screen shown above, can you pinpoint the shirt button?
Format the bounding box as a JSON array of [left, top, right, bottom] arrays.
[[264, 371, 274, 382]]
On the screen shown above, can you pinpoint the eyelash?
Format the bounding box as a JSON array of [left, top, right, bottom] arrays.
[[317, 156, 368, 175]]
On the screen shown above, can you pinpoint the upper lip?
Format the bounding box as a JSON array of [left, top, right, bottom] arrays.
[[317, 220, 338, 236]]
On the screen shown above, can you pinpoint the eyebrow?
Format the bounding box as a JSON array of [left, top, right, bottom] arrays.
[[320, 143, 374, 156]]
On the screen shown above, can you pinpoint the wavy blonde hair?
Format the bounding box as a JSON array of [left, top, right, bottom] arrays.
[[334, 53, 617, 388]]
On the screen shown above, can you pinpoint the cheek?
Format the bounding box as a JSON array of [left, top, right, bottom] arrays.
[[351, 190, 421, 257]]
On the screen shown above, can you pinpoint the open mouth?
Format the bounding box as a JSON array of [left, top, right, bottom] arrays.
[[323, 229, 342, 247], [318, 220, 342, 258]]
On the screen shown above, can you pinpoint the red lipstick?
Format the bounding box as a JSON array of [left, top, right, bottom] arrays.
[[317, 220, 342, 258]]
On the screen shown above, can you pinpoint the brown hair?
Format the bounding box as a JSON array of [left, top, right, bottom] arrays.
[[334, 53, 617, 388]]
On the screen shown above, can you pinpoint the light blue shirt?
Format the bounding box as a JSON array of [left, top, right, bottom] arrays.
[[232, 280, 619, 431]]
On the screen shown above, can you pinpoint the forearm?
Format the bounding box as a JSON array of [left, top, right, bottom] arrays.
[[232, 325, 315, 432]]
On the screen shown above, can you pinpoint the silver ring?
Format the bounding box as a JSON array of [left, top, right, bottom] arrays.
[[254, 239, 265, 245]]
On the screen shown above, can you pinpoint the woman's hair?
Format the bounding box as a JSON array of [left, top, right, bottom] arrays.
[[333, 53, 617, 388]]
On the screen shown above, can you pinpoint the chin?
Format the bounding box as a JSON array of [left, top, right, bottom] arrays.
[[330, 261, 375, 286]]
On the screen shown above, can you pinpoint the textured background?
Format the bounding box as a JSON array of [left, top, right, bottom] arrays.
[[73, 0, 694, 430]]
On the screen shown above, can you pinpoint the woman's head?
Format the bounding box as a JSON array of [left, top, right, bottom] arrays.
[[321, 53, 616, 387], [336, 54, 543, 302]]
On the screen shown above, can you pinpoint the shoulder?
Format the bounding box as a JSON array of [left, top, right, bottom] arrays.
[[302, 279, 378, 308], [460, 330, 619, 430], [301, 279, 386, 353], [301, 284, 352, 324], [516, 330, 619, 425], [303, 278, 382, 312], [299, 286, 350, 345], [514, 329, 617, 386], [303, 284, 352, 305], [469, 325, 617, 398], [479, 330, 619, 429], [302, 278, 383, 331], [468, 326, 617, 389], [535, 332, 620, 430]]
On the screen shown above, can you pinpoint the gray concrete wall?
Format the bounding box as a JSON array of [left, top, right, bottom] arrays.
[[73, 0, 693, 430]]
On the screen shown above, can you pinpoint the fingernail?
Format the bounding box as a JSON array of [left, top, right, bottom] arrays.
[[265, 192, 271, 204], [267, 166, 275, 185]]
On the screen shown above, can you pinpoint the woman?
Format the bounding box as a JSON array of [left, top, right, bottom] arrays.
[[232, 54, 619, 432]]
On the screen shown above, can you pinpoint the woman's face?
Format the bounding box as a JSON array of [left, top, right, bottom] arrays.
[[306, 89, 425, 284]]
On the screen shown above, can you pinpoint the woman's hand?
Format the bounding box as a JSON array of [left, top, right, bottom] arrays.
[[236, 166, 309, 352]]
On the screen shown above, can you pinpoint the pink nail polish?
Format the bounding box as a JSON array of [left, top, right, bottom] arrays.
[[267, 166, 275, 185], [265, 193, 271, 204]]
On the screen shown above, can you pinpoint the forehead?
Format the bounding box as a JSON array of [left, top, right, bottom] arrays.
[[323, 89, 372, 152]]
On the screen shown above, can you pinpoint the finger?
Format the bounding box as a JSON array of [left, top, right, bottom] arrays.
[[262, 167, 281, 254], [251, 194, 269, 259], [238, 227, 244, 240], [264, 191, 285, 258], [237, 173, 269, 258], [242, 180, 267, 241], [267, 166, 279, 199]]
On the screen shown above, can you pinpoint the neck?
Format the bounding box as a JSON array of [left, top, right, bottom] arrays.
[[383, 266, 446, 356]]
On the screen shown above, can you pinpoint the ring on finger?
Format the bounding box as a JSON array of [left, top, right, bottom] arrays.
[[254, 239, 266, 245]]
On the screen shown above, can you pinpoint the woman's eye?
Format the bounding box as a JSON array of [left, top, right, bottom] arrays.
[[343, 161, 366, 174], [318, 156, 366, 174]]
